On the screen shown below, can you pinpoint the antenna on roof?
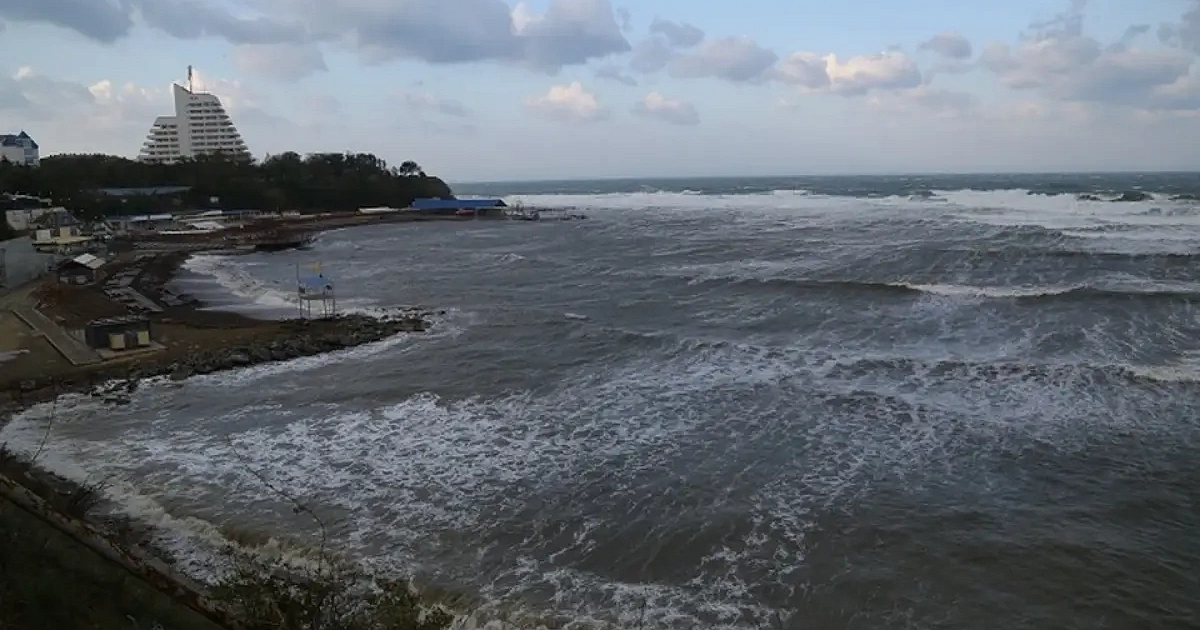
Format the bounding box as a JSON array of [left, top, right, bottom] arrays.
[[187, 65, 193, 92]]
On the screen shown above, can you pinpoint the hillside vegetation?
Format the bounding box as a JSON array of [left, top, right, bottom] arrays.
[[0, 152, 454, 219]]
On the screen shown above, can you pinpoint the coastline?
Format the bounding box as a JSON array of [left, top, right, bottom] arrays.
[[0, 233, 454, 626]]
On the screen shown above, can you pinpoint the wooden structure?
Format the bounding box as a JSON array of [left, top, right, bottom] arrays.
[[84, 315, 152, 351], [57, 253, 106, 285]]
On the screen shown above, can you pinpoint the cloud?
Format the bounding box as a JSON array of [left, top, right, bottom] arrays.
[[1108, 24, 1150, 52], [632, 92, 699, 125], [919, 32, 972, 60], [867, 86, 979, 118], [232, 43, 328, 81], [981, 1, 1198, 111], [595, 64, 638, 86], [649, 17, 704, 48], [135, 0, 310, 44], [1158, 1, 1200, 54], [2, 67, 96, 120], [777, 51, 922, 94], [525, 82, 609, 122], [399, 92, 472, 117], [670, 37, 779, 83], [0, 0, 135, 43], [0, 0, 309, 45], [615, 7, 632, 32], [2, 0, 631, 74], [629, 36, 675, 73], [284, 0, 629, 72], [511, 0, 632, 71]]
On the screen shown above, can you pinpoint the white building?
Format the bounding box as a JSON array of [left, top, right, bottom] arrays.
[[0, 131, 39, 166], [138, 68, 250, 163]]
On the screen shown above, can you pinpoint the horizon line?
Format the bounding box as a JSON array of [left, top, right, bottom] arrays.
[[450, 170, 1200, 186]]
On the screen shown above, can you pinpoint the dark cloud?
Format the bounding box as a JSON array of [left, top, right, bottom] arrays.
[[136, 0, 310, 44], [919, 32, 972, 60], [670, 37, 779, 83], [515, 0, 632, 71], [629, 37, 674, 73], [649, 17, 703, 48], [302, 0, 628, 72], [1, 0, 629, 73], [1159, 0, 1200, 54], [595, 64, 638, 86], [1107, 24, 1149, 52], [0, 0, 134, 43], [0, 0, 307, 45]]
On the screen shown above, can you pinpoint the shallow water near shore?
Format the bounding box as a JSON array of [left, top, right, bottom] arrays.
[[5, 174, 1200, 629]]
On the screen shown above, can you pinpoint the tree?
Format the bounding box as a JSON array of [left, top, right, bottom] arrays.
[[398, 161, 423, 177], [0, 152, 455, 217]]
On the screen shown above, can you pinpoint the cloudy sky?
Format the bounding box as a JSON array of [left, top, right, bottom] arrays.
[[0, 0, 1198, 181]]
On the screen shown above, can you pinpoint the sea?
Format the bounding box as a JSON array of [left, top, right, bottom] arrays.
[[3, 173, 1200, 629]]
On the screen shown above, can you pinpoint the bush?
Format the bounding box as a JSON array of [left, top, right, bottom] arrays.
[[211, 549, 455, 630]]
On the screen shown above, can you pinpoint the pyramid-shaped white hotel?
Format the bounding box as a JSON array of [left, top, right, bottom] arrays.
[[138, 67, 250, 163]]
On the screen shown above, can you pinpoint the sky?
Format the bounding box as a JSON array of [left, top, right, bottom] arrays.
[[0, 0, 1198, 182]]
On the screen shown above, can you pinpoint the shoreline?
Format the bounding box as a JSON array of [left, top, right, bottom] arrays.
[[0, 231, 466, 626]]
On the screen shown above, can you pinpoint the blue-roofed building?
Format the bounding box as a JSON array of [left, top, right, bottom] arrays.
[[0, 131, 39, 166], [410, 198, 507, 215], [95, 186, 192, 197]]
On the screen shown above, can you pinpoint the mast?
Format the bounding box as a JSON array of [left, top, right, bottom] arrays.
[[187, 65, 193, 92]]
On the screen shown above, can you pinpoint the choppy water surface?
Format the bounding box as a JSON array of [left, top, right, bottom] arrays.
[[5, 175, 1200, 629]]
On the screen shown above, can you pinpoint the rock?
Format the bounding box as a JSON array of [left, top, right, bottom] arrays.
[[229, 352, 251, 366], [1113, 191, 1151, 202], [1077, 194, 1102, 201], [169, 365, 193, 381]]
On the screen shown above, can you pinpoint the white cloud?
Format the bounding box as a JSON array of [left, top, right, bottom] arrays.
[[777, 51, 922, 94], [632, 92, 699, 125], [525, 82, 609, 122]]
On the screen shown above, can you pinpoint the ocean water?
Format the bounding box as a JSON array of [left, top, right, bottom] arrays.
[[4, 174, 1200, 629]]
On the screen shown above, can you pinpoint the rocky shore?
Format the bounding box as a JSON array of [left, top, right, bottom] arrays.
[[3, 311, 434, 411]]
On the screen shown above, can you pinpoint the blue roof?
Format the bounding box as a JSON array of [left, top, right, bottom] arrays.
[[0, 131, 37, 149], [411, 198, 507, 210], [96, 186, 192, 197], [298, 274, 333, 290]]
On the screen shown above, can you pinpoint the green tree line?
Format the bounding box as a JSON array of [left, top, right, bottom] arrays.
[[0, 152, 454, 220]]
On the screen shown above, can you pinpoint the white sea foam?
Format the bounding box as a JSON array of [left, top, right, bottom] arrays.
[[5, 185, 1199, 629], [1, 324, 1190, 628], [181, 253, 401, 317]]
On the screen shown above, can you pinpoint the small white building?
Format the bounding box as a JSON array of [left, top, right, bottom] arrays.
[[5, 206, 53, 232], [0, 131, 39, 166]]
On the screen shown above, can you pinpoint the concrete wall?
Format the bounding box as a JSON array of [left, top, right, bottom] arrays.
[[1, 236, 56, 288]]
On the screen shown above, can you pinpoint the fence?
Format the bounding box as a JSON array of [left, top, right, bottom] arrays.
[[0, 237, 55, 289]]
